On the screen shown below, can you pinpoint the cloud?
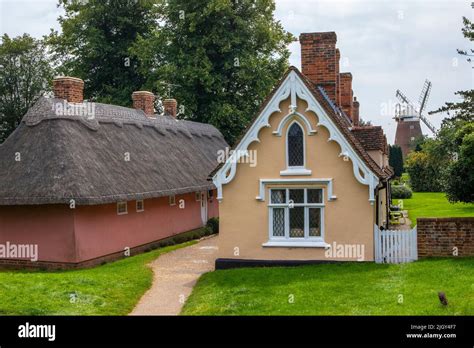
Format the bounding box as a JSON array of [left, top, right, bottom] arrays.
[[0, 0, 62, 38], [0, 0, 471, 143], [275, 0, 472, 142]]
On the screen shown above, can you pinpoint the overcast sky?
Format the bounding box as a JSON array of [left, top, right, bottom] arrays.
[[0, 0, 472, 143]]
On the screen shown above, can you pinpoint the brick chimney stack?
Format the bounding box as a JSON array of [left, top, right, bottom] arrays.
[[53, 77, 84, 103], [353, 96, 360, 126], [340, 72, 353, 120], [163, 99, 177, 118], [335, 48, 341, 106], [132, 91, 155, 116], [300, 32, 338, 105]]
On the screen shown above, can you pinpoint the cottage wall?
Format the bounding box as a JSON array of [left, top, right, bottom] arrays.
[[217, 97, 376, 262], [0, 205, 76, 263], [73, 191, 218, 263], [0, 190, 218, 267]]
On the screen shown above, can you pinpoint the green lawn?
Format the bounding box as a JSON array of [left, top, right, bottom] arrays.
[[181, 258, 474, 315], [0, 241, 195, 315], [401, 192, 474, 227]]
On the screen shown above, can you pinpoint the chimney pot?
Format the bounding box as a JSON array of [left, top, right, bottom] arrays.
[[53, 76, 84, 103], [353, 96, 360, 127], [163, 98, 177, 118], [132, 91, 155, 116]]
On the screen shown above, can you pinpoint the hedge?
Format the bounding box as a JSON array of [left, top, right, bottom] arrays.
[[391, 185, 413, 199]]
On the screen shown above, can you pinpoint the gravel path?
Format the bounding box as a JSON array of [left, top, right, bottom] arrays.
[[130, 235, 218, 315]]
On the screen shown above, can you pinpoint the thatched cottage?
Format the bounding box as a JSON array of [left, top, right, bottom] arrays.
[[0, 77, 227, 268]]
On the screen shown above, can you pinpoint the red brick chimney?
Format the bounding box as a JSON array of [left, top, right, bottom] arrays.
[[163, 99, 177, 118], [335, 48, 341, 106], [340, 72, 353, 120], [353, 96, 360, 126], [53, 76, 84, 103], [132, 91, 155, 116], [300, 32, 338, 104]]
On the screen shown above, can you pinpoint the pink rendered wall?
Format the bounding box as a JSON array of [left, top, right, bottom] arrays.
[[0, 205, 76, 263], [208, 190, 219, 219], [0, 190, 220, 264], [73, 190, 220, 262]]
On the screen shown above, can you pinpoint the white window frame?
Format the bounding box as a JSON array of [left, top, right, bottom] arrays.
[[169, 195, 176, 206], [136, 200, 144, 212], [264, 187, 327, 248], [280, 121, 312, 176], [117, 202, 128, 215]]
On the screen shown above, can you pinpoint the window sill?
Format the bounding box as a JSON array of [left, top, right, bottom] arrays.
[[262, 241, 330, 248], [279, 168, 312, 176]]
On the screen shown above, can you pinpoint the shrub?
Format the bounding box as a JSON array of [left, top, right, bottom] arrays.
[[391, 184, 413, 199], [388, 145, 404, 177], [206, 217, 219, 234], [400, 173, 410, 186], [404, 151, 443, 192], [444, 128, 474, 203]]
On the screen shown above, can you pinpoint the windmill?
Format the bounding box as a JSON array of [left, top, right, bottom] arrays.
[[394, 79, 436, 158]]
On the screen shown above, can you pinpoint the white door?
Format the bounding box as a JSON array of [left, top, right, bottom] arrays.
[[200, 192, 208, 225]]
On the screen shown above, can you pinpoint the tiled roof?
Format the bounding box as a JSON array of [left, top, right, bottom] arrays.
[[350, 126, 388, 154]]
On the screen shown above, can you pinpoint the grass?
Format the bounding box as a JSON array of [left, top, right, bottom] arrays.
[[181, 258, 474, 315], [0, 241, 196, 315], [401, 192, 474, 227]]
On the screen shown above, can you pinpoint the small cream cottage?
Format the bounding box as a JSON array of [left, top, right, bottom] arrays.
[[210, 32, 393, 268]]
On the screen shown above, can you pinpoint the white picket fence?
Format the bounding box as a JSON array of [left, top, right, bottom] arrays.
[[374, 225, 418, 264]]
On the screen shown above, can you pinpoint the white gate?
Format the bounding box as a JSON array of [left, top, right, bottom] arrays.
[[374, 225, 418, 264]]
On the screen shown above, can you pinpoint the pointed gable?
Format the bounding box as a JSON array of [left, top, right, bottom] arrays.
[[211, 67, 391, 203]]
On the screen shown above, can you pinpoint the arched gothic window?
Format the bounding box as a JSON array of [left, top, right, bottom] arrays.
[[287, 122, 304, 167]]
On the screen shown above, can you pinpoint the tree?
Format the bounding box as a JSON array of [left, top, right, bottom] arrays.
[[410, 134, 427, 152], [132, 0, 294, 144], [0, 34, 54, 143], [444, 123, 474, 203], [404, 150, 443, 192], [47, 0, 158, 106], [424, 15, 474, 203], [388, 145, 403, 178], [430, 16, 473, 122]]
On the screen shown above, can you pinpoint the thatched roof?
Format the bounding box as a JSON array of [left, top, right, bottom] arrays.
[[0, 97, 228, 205]]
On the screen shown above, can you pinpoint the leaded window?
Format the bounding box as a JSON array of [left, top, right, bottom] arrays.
[[287, 123, 304, 167], [269, 188, 324, 241]]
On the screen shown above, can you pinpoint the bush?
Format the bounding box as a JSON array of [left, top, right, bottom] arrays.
[[404, 151, 443, 192], [391, 184, 413, 199], [155, 225, 215, 248], [206, 217, 219, 234], [400, 173, 410, 186], [444, 128, 474, 203]]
